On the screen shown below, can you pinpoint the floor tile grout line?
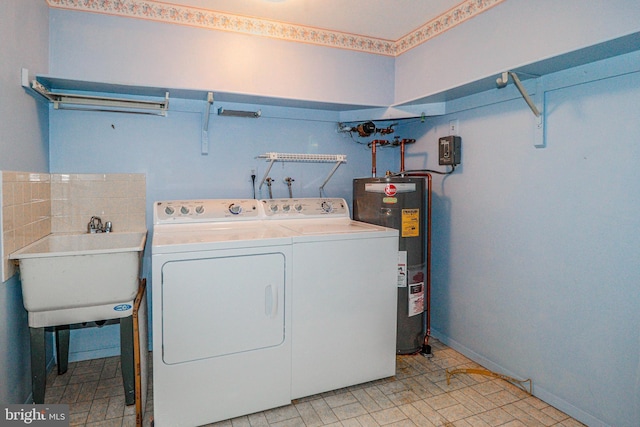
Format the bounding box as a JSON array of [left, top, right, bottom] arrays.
[[43, 343, 583, 427]]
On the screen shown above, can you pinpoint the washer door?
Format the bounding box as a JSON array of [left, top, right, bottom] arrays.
[[161, 252, 286, 364]]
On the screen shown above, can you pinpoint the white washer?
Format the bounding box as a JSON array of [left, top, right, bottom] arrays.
[[151, 199, 292, 426], [262, 198, 399, 399]]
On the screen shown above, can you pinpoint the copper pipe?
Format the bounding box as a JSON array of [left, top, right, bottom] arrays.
[[425, 172, 432, 346], [371, 140, 377, 177], [398, 139, 415, 175], [369, 140, 390, 177]]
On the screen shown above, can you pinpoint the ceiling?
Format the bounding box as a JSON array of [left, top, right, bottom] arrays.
[[156, 0, 463, 41]]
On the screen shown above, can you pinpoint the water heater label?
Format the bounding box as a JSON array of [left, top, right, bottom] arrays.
[[408, 282, 425, 317], [397, 251, 407, 287], [401, 209, 420, 237]]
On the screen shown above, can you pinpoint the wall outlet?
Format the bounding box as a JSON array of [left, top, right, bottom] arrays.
[[438, 136, 461, 166], [448, 119, 459, 135], [21, 68, 30, 87]]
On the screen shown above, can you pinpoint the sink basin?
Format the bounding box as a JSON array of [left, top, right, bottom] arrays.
[[10, 231, 147, 327]]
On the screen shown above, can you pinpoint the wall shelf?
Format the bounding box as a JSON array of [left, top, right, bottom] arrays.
[[27, 74, 386, 113], [257, 152, 347, 196], [21, 31, 640, 124], [394, 31, 640, 108]]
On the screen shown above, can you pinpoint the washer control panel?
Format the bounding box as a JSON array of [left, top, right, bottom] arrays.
[[154, 199, 262, 224], [262, 198, 349, 219]]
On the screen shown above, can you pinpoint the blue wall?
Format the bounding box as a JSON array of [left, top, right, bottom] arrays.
[[395, 0, 640, 105], [0, 0, 49, 171], [397, 52, 640, 427], [0, 0, 49, 404], [49, 9, 396, 108], [0, 276, 32, 404]]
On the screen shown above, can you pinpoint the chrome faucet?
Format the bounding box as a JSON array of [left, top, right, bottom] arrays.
[[88, 216, 112, 233]]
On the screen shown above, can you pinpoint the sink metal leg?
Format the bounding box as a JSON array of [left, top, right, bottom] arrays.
[[55, 325, 70, 375], [29, 327, 46, 404], [31, 320, 136, 406], [120, 315, 135, 405]]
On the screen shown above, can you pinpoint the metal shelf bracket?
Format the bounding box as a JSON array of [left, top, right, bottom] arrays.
[[202, 92, 214, 154], [496, 71, 546, 148]]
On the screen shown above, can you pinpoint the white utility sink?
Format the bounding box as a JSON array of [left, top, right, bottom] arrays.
[[10, 231, 147, 328]]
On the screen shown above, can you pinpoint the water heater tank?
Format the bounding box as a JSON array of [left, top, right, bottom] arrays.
[[353, 177, 426, 354]]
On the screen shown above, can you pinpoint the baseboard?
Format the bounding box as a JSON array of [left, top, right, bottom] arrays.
[[68, 346, 120, 363], [430, 329, 609, 427]]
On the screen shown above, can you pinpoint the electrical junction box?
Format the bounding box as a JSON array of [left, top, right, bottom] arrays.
[[438, 136, 461, 166]]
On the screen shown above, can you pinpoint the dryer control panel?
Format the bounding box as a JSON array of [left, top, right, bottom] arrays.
[[154, 199, 263, 224], [262, 198, 349, 219]]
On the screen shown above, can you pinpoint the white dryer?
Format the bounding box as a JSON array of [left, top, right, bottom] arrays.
[[151, 199, 292, 426], [262, 198, 399, 399]]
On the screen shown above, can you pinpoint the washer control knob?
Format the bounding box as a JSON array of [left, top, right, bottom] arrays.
[[294, 204, 303, 212], [229, 204, 242, 215], [269, 204, 279, 213], [282, 204, 291, 212], [180, 206, 190, 215], [164, 206, 175, 215], [321, 201, 333, 213], [195, 205, 205, 215]]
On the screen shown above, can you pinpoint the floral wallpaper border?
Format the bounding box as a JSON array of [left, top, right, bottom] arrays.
[[46, 0, 506, 56]]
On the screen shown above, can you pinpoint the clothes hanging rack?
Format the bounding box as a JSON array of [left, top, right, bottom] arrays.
[[257, 152, 347, 196]]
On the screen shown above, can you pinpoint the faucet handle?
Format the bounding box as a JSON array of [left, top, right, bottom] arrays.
[[88, 216, 103, 233]]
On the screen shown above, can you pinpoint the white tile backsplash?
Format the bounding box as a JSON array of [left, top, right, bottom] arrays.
[[1, 171, 51, 282], [50, 173, 146, 234], [1, 171, 146, 282]]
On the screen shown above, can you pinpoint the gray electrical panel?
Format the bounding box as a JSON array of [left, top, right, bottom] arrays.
[[438, 136, 461, 165]]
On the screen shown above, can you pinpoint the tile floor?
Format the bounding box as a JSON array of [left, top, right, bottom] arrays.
[[43, 339, 585, 427]]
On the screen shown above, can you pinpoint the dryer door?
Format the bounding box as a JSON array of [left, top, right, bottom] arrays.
[[161, 251, 286, 364]]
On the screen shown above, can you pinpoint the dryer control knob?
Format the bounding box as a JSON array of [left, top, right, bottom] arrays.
[[180, 206, 190, 215], [321, 201, 333, 213], [164, 206, 175, 215], [195, 205, 205, 214], [294, 204, 303, 212], [229, 204, 242, 215], [269, 204, 279, 213]]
